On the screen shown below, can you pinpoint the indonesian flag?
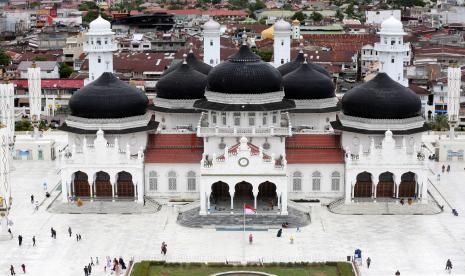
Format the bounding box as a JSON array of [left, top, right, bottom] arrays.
[[244, 204, 256, 214]]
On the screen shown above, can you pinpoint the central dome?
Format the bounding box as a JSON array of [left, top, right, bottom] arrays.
[[69, 73, 148, 119], [156, 62, 207, 100], [206, 45, 283, 94], [283, 62, 335, 100], [342, 73, 421, 119]]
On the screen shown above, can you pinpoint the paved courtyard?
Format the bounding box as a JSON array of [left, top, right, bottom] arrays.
[[1, 160, 465, 275]]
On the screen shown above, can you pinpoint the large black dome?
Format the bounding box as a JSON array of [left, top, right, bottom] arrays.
[[156, 62, 207, 99], [69, 73, 148, 119], [342, 73, 421, 119], [283, 62, 335, 100], [278, 51, 331, 77], [162, 51, 212, 76], [206, 45, 283, 94]]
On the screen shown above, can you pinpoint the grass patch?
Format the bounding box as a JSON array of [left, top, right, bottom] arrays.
[[131, 261, 354, 276]]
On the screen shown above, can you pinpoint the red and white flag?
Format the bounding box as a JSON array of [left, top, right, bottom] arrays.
[[244, 204, 256, 215]]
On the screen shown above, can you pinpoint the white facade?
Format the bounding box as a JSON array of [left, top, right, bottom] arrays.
[[374, 16, 409, 86], [202, 19, 221, 67], [273, 20, 291, 67], [447, 66, 461, 125], [27, 66, 42, 122], [83, 16, 117, 84], [365, 10, 401, 25]]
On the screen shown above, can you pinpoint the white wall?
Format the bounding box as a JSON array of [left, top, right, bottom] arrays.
[[155, 111, 200, 131], [68, 132, 148, 155], [290, 112, 336, 132], [340, 132, 422, 154]]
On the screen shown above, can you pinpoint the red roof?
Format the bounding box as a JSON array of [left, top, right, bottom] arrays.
[[145, 134, 203, 163], [285, 134, 344, 164], [9, 79, 84, 89], [166, 9, 247, 16]]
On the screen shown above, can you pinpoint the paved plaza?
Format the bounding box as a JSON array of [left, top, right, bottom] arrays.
[[1, 160, 465, 275]]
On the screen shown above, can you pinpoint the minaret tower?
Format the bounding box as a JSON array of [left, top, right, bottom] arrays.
[[447, 65, 461, 139], [203, 19, 221, 67], [0, 125, 11, 240], [0, 79, 15, 144], [84, 15, 116, 84], [27, 62, 42, 126], [374, 16, 409, 86], [273, 19, 291, 67]]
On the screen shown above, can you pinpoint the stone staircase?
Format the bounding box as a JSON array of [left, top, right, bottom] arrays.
[[329, 199, 442, 215], [177, 207, 310, 228]]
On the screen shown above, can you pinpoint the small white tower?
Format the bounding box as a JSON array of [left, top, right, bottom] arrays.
[[273, 19, 291, 67], [27, 62, 42, 123], [291, 19, 301, 40], [0, 80, 15, 144], [203, 19, 221, 67], [447, 65, 461, 138], [374, 16, 409, 86], [84, 15, 116, 84]]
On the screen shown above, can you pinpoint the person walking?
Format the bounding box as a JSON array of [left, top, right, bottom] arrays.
[[91, 257, 94, 266], [30, 195, 34, 204], [10, 265, 15, 275], [395, 270, 400, 275], [32, 236, 36, 247], [50, 228, 54, 238], [447, 165, 451, 172], [445, 259, 452, 272], [161, 242, 167, 255], [95, 257, 99, 265], [248, 233, 253, 244], [68, 227, 72, 237], [78, 234, 82, 241], [20, 264, 25, 274], [84, 266, 88, 276], [87, 264, 92, 275], [277, 228, 282, 237], [18, 235, 22, 246], [366, 257, 371, 268], [442, 164, 445, 173]]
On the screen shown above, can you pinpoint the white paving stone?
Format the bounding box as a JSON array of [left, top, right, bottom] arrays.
[[0, 160, 465, 275]]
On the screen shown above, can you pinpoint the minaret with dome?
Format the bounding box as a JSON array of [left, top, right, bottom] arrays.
[[203, 19, 221, 67], [374, 16, 409, 86], [273, 19, 291, 67], [84, 15, 117, 84]]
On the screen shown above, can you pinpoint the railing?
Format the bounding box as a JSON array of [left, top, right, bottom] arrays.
[[197, 126, 291, 137]]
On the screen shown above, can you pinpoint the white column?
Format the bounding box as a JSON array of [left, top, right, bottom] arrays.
[[207, 192, 211, 214], [90, 182, 94, 199], [115, 180, 118, 198], [61, 171, 69, 203], [110, 174, 115, 202], [373, 184, 377, 199], [229, 190, 234, 213], [396, 183, 400, 198], [277, 191, 281, 210], [200, 180, 207, 215], [137, 173, 143, 203], [420, 174, 428, 204], [281, 178, 288, 215], [345, 171, 353, 204]]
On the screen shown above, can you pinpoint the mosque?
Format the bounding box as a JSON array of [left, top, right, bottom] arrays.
[[57, 15, 429, 215]]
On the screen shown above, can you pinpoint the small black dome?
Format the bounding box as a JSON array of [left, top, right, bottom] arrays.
[[156, 62, 207, 99], [206, 45, 283, 94], [278, 52, 331, 77], [283, 62, 335, 100], [69, 73, 148, 119], [342, 73, 421, 119], [162, 52, 212, 76]]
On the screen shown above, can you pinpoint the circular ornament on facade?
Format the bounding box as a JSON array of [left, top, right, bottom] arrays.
[[238, 157, 249, 167]]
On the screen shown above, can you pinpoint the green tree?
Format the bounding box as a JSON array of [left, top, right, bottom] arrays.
[[15, 120, 33, 131], [79, 1, 98, 11], [291, 11, 306, 21], [345, 3, 355, 18], [253, 49, 272, 62], [59, 63, 73, 78], [335, 9, 344, 21], [0, 49, 11, 66], [248, 0, 266, 12], [431, 114, 449, 131], [310, 11, 323, 21]]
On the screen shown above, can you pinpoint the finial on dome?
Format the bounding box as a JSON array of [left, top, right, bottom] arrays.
[[303, 53, 308, 63], [182, 54, 187, 64]]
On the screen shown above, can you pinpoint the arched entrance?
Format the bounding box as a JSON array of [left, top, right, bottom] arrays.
[[234, 181, 253, 207], [377, 172, 395, 198], [257, 181, 277, 211], [95, 171, 112, 197], [73, 171, 90, 197], [117, 171, 134, 197], [354, 172, 372, 198], [399, 172, 417, 198], [211, 181, 230, 211]]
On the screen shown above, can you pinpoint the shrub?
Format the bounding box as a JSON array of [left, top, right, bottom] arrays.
[[337, 262, 354, 276]]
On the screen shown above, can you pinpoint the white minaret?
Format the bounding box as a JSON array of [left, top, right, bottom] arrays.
[[84, 15, 116, 84], [273, 19, 291, 67], [203, 19, 221, 67], [447, 65, 461, 139], [27, 62, 42, 124], [291, 19, 301, 40], [374, 16, 409, 86], [0, 80, 15, 144], [0, 125, 11, 240]]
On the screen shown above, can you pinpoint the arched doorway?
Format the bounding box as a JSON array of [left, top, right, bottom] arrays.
[[211, 181, 230, 211], [117, 171, 134, 197], [399, 172, 417, 198], [95, 171, 112, 197], [257, 182, 277, 211], [354, 172, 372, 198], [234, 181, 253, 207], [73, 171, 90, 197], [377, 172, 395, 198]]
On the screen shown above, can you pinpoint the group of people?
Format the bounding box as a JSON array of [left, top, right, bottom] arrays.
[[9, 264, 26, 275], [84, 256, 128, 276], [161, 242, 168, 255], [442, 164, 451, 173]]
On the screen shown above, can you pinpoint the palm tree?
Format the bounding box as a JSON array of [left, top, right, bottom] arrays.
[[432, 114, 449, 131]]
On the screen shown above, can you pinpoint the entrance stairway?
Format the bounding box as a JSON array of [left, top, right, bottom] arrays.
[[177, 207, 310, 228]]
